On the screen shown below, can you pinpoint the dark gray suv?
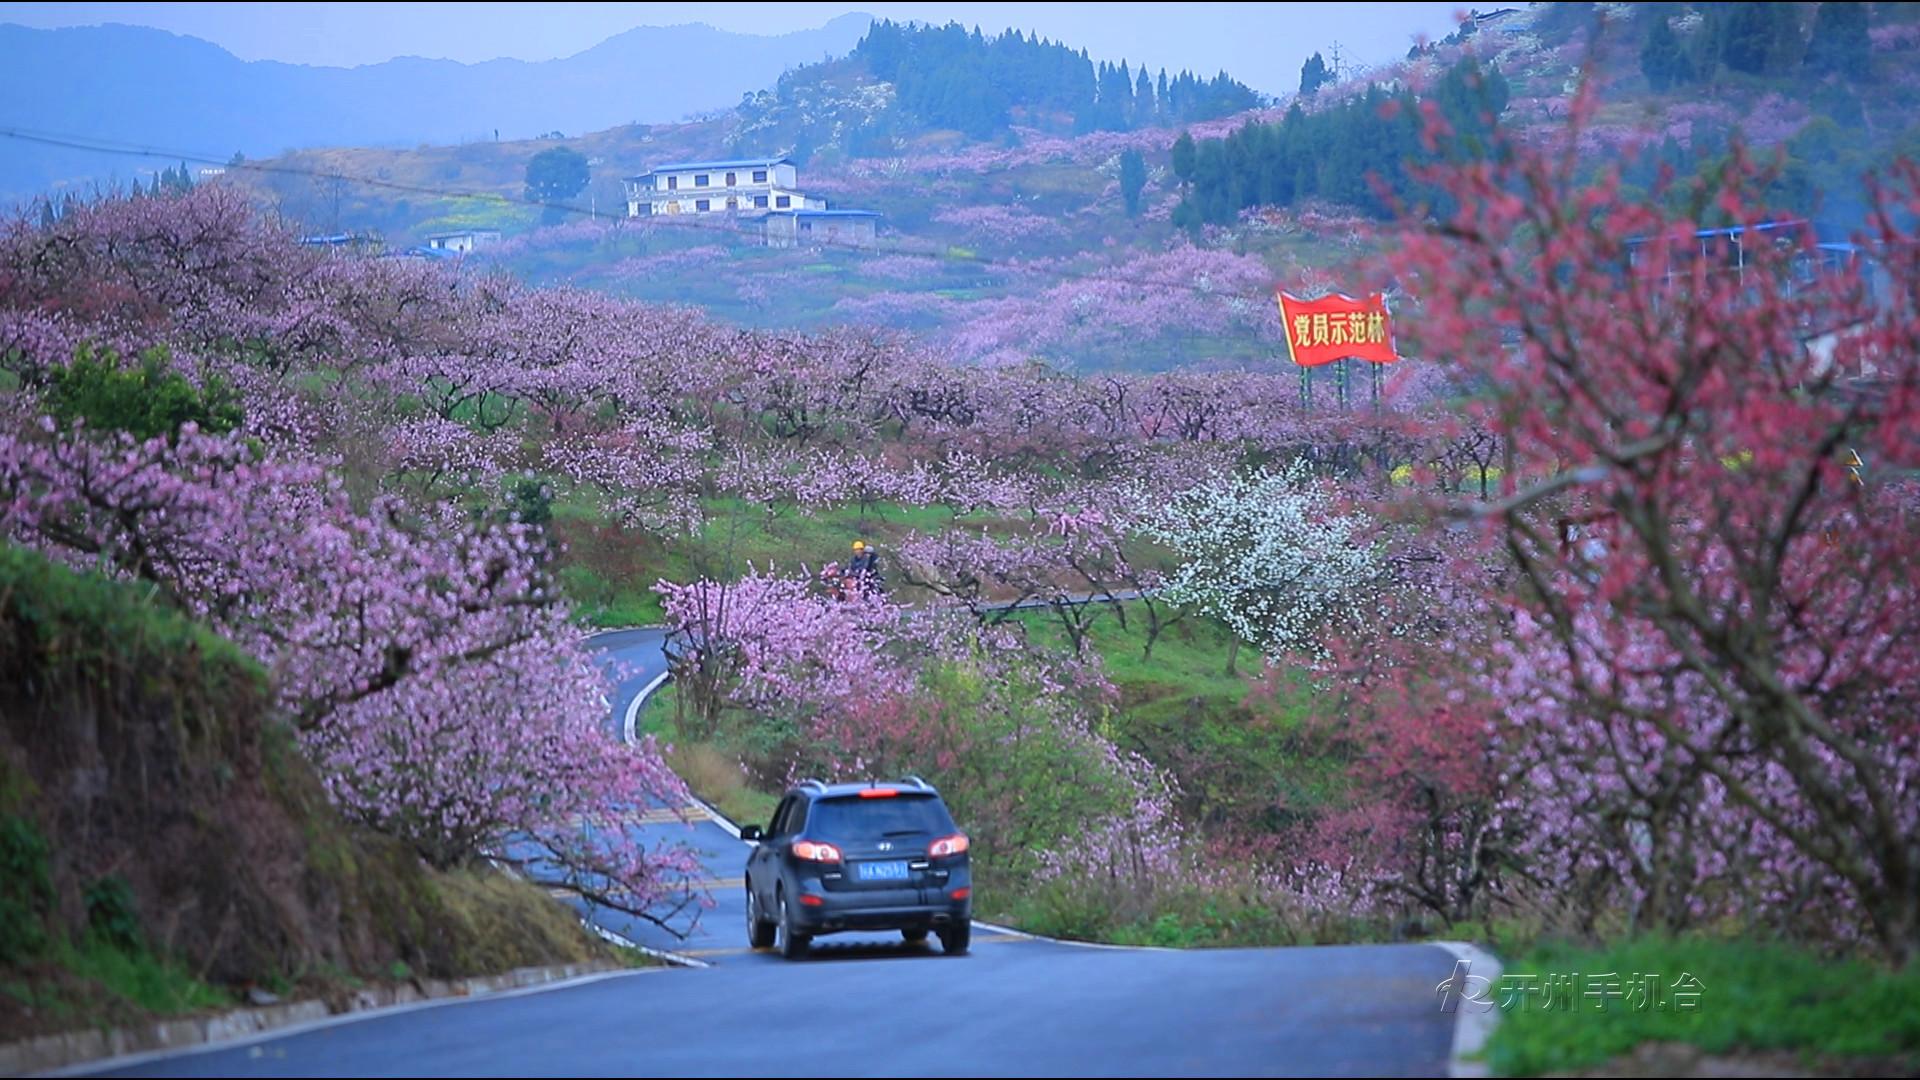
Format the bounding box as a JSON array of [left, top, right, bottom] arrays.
[[740, 778, 973, 959]]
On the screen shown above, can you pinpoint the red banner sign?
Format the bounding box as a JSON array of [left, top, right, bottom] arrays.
[[1276, 291, 1399, 367]]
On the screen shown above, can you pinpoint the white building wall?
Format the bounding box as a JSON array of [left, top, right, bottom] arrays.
[[624, 163, 817, 218]]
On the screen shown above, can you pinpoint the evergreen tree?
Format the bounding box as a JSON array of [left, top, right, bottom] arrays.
[[853, 21, 1255, 137], [1640, 13, 1695, 90], [1171, 131, 1197, 188], [1804, 1, 1870, 80], [1120, 148, 1147, 217], [1299, 51, 1334, 96], [1712, 1, 1804, 75], [1172, 56, 1505, 224], [524, 146, 589, 224]]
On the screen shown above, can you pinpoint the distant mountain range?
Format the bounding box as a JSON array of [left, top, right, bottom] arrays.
[[0, 14, 873, 199]]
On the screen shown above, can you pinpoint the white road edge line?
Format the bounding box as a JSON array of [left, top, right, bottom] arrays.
[[623, 669, 671, 746], [40, 967, 666, 1078], [586, 921, 710, 970], [1435, 940, 1502, 1079], [686, 792, 743, 839]]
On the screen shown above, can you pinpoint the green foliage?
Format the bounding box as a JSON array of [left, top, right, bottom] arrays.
[[84, 876, 143, 953], [0, 814, 53, 964], [1119, 149, 1147, 217], [0, 542, 266, 701], [1485, 937, 1920, 1076], [1640, 11, 1697, 91], [1170, 131, 1196, 184], [1174, 57, 1508, 223], [44, 345, 243, 442], [55, 934, 232, 1015], [1007, 872, 1380, 949], [910, 655, 1143, 888], [1805, 1, 1871, 79], [853, 20, 1257, 141], [1299, 51, 1333, 97], [1708, 1, 1806, 76], [1020, 610, 1340, 837], [524, 146, 590, 223]]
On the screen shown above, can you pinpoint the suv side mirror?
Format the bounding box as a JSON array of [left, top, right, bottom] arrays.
[[739, 825, 763, 842]]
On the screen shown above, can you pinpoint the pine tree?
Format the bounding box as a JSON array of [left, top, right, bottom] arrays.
[[1713, 1, 1803, 76], [1300, 51, 1333, 96], [1135, 66, 1156, 126], [1804, 1, 1870, 80], [1171, 131, 1196, 188], [1120, 148, 1147, 216], [1640, 14, 1695, 91]]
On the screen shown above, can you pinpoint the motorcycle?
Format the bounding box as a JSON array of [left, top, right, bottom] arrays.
[[820, 560, 883, 602]]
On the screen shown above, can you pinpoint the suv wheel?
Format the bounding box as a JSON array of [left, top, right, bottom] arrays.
[[746, 883, 776, 949], [938, 922, 971, 956], [776, 891, 810, 960], [901, 928, 929, 945]]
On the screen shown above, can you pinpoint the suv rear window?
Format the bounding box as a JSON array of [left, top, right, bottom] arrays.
[[807, 795, 955, 842]]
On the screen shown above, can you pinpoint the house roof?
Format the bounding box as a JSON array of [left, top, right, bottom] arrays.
[[424, 230, 500, 240], [628, 156, 793, 180], [1624, 220, 1812, 247]]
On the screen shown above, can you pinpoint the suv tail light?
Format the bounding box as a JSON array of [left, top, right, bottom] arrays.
[[928, 834, 969, 858], [792, 840, 842, 863], [858, 788, 899, 798]]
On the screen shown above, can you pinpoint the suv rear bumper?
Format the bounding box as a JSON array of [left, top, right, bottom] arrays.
[[792, 896, 972, 935]]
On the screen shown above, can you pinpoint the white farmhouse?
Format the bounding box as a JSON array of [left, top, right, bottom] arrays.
[[423, 229, 502, 254], [623, 156, 826, 217]]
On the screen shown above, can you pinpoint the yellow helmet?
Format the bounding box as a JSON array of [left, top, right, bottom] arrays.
[[852, 540, 867, 552]]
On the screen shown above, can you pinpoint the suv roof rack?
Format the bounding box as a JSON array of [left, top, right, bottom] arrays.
[[796, 778, 827, 792], [903, 775, 933, 791]]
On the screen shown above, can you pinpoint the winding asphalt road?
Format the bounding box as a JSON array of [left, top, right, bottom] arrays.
[[87, 628, 1473, 1078]]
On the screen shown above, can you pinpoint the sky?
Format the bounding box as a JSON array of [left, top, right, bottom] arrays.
[[0, 2, 1471, 97]]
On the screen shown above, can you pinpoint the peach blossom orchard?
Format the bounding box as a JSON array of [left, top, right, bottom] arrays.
[[2, 122, 1916, 951]]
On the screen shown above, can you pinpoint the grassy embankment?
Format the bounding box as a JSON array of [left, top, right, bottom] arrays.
[[0, 544, 625, 1043], [1484, 937, 1920, 1077]]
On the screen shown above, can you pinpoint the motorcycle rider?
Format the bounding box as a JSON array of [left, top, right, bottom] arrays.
[[846, 538, 883, 595]]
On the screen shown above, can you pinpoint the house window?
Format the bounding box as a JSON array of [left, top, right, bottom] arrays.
[[665, 176, 677, 190], [726, 172, 737, 186], [801, 221, 813, 233], [753, 170, 768, 183], [695, 174, 709, 187], [726, 196, 737, 210], [775, 195, 791, 208], [695, 198, 710, 211], [754, 195, 768, 208]]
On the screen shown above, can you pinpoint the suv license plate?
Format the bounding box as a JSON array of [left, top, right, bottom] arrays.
[[857, 860, 910, 881]]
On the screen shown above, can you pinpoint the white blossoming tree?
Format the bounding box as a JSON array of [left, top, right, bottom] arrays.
[[1143, 462, 1381, 669]]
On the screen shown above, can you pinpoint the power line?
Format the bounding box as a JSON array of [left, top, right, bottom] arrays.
[[1, 124, 1304, 307]]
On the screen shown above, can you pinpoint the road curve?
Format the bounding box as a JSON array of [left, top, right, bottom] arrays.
[[88, 628, 1468, 1078]]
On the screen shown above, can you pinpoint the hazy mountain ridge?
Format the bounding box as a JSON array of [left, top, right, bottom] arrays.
[[0, 14, 873, 198]]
